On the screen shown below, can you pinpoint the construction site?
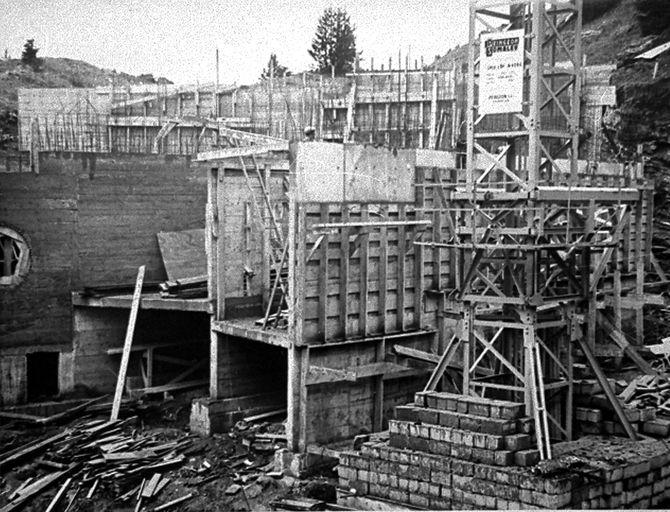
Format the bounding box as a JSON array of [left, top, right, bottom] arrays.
[[2, 0, 670, 510]]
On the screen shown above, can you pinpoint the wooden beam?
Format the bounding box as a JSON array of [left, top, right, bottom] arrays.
[[575, 335, 637, 441], [306, 366, 356, 386], [195, 143, 288, 162], [111, 265, 145, 421], [424, 335, 461, 392], [596, 312, 658, 376], [131, 379, 208, 395]]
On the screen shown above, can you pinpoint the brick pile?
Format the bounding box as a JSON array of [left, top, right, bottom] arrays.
[[574, 379, 670, 438], [338, 391, 670, 509]]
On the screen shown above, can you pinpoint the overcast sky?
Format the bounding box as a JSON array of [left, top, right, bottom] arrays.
[[2, 0, 470, 85]]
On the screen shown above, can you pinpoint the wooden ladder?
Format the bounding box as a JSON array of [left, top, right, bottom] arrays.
[[231, 143, 290, 328]]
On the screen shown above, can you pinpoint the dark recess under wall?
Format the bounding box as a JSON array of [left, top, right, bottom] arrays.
[[26, 351, 59, 401]]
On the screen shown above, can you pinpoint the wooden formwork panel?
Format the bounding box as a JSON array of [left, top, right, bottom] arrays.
[[212, 167, 287, 309]]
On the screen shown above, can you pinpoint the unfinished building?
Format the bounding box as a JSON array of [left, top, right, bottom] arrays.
[[2, 0, 670, 509]]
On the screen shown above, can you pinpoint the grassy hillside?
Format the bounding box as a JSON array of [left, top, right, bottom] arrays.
[[0, 57, 171, 148]]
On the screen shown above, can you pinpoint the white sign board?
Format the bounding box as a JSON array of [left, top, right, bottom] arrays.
[[479, 29, 525, 115]]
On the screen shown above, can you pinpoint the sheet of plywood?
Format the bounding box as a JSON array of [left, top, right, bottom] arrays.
[[157, 229, 206, 281]]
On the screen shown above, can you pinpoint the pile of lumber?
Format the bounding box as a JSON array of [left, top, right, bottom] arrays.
[[158, 275, 207, 299], [0, 417, 196, 511], [0, 409, 294, 511], [618, 374, 670, 414]]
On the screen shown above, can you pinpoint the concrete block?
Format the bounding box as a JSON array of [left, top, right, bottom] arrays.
[[445, 395, 459, 411], [468, 399, 491, 418], [462, 431, 475, 447], [494, 450, 515, 466], [425, 394, 440, 410], [388, 488, 410, 504], [473, 432, 487, 449], [378, 472, 389, 486], [430, 497, 451, 509], [408, 493, 429, 508], [452, 459, 475, 477], [485, 434, 505, 450], [432, 470, 451, 486], [418, 407, 439, 426], [350, 479, 368, 495], [350, 456, 370, 471], [439, 410, 460, 428], [389, 433, 408, 449], [587, 484, 602, 499], [397, 450, 410, 464], [472, 492, 490, 509], [641, 407, 656, 422], [459, 414, 481, 432], [457, 398, 469, 414], [496, 498, 510, 509], [471, 447, 496, 465], [504, 433, 532, 452], [417, 423, 431, 439], [453, 473, 472, 491], [452, 444, 473, 461], [368, 483, 383, 497], [394, 405, 416, 422], [643, 418, 670, 437], [387, 474, 398, 488], [517, 417, 533, 434], [543, 475, 574, 494], [514, 449, 540, 467], [408, 436, 429, 452]]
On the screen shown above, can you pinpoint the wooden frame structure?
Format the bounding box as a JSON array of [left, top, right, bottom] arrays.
[[203, 143, 460, 453], [418, 0, 660, 460]]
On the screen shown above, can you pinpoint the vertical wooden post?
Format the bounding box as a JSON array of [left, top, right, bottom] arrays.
[[397, 204, 407, 332], [634, 195, 644, 343], [111, 265, 145, 421], [359, 205, 370, 337], [206, 167, 219, 399], [340, 207, 351, 339], [379, 206, 388, 335], [414, 169, 425, 329], [262, 165, 272, 310], [373, 338, 385, 432], [318, 204, 329, 342]]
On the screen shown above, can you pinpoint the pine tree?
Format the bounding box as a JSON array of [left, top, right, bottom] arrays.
[[21, 39, 40, 70], [260, 53, 290, 80], [308, 8, 357, 76]]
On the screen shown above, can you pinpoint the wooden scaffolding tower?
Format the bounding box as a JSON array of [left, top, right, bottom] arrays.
[[422, 0, 651, 459]]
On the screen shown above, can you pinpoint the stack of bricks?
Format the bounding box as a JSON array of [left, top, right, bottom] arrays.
[[392, 391, 541, 467], [574, 379, 670, 438], [338, 391, 670, 509]]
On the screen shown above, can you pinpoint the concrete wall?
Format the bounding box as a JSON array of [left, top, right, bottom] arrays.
[[0, 151, 207, 404]]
